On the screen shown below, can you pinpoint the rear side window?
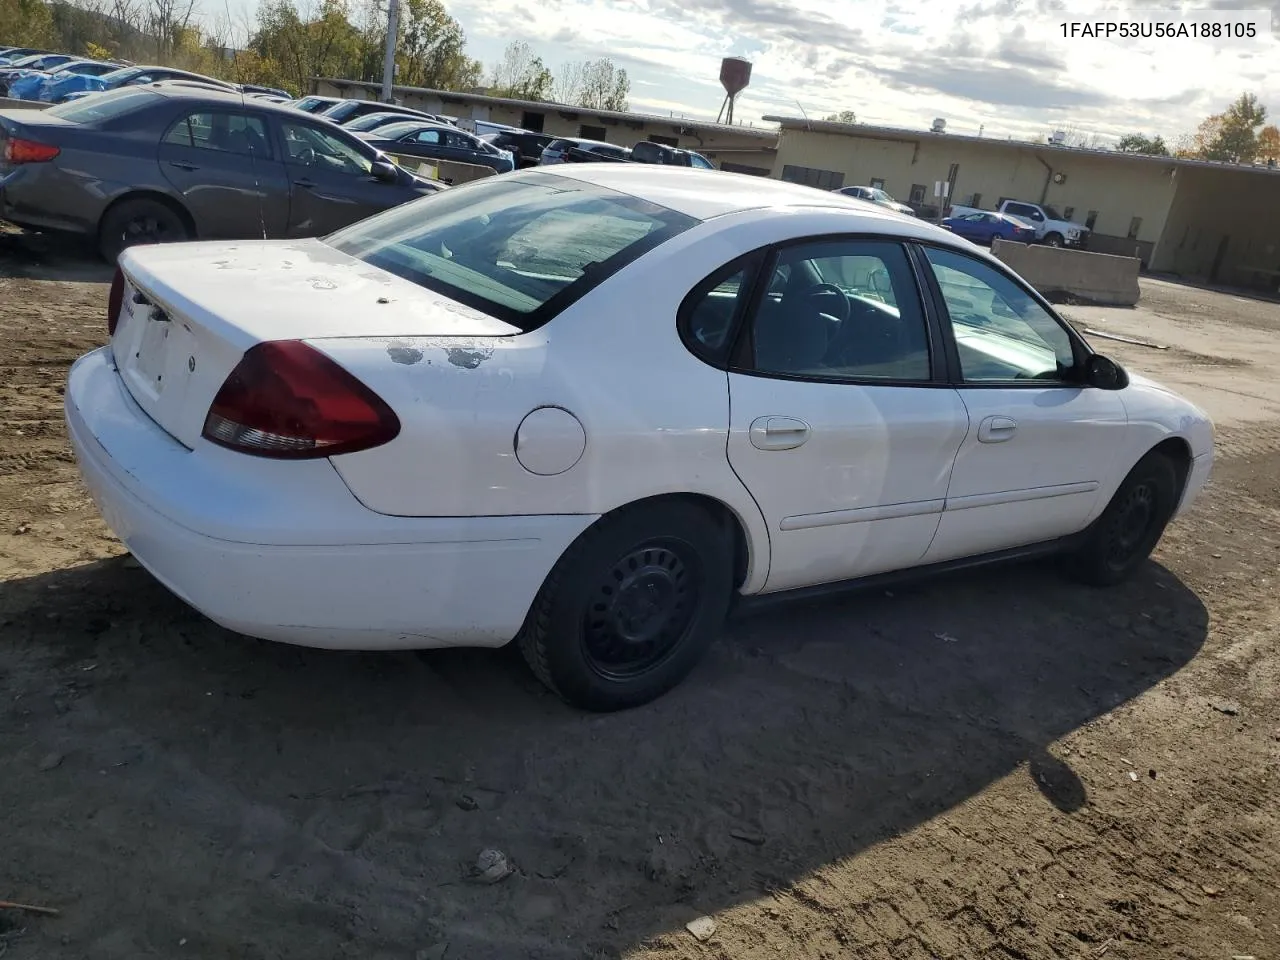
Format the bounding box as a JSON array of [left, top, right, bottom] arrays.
[[324, 172, 699, 331], [163, 111, 272, 158], [47, 88, 161, 123]]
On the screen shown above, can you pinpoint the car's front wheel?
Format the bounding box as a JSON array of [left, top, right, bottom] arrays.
[[518, 500, 734, 711], [1067, 450, 1180, 586], [1044, 232, 1065, 247]]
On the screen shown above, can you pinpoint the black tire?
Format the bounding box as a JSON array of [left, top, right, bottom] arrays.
[[98, 197, 190, 264], [1044, 232, 1064, 248], [1067, 451, 1180, 587], [517, 501, 734, 711]]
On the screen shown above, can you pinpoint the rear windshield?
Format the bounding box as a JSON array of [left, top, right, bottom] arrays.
[[324, 172, 698, 331], [46, 88, 161, 122]]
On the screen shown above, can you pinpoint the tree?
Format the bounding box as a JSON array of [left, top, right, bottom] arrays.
[[489, 40, 553, 101], [0, 0, 54, 47], [395, 0, 482, 90], [1116, 133, 1169, 156], [823, 110, 856, 123], [572, 57, 628, 111], [1259, 125, 1280, 164], [551, 60, 585, 104], [1180, 93, 1269, 163]]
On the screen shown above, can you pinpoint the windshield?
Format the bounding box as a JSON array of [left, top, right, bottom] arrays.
[[46, 88, 160, 122], [371, 121, 432, 140], [346, 113, 405, 131], [324, 172, 699, 331], [870, 188, 895, 203]]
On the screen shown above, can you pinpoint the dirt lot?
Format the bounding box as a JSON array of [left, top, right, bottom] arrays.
[[2, 233, 1279, 959]]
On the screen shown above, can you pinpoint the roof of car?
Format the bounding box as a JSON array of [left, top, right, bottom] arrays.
[[531, 164, 952, 234], [143, 82, 330, 117]]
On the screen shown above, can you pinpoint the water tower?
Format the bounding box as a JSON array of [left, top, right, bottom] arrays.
[[716, 56, 752, 125]]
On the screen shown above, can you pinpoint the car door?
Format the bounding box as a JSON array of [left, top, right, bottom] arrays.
[[158, 107, 289, 239], [389, 127, 447, 163], [1002, 202, 1044, 234], [917, 244, 1128, 564], [716, 237, 969, 593], [277, 118, 401, 236]]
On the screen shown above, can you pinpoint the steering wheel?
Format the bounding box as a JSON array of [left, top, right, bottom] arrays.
[[295, 146, 316, 166], [804, 282, 851, 323]]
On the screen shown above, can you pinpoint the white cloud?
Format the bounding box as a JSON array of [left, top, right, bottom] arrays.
[[448, 0, 1280, 144]]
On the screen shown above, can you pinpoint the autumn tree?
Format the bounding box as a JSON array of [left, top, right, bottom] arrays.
[[824, 110, 856, 123], [1116, 133, 1168, 156], [489, 40, 552, 101], [0, 0, 54, 46], [394, 0, 481, 90], [1258, 124, 1280, 163], [1180, 93, 1269, 163]]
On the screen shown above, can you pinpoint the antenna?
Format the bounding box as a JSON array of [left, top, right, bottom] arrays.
[[794, 99, 812, 130]]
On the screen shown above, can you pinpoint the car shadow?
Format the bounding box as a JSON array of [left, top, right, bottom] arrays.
[[0, 554, 1207, 959], [0, 223, 112, 283]]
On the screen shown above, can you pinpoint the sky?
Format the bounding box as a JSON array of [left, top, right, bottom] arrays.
[[223, 0, 1280, 145]]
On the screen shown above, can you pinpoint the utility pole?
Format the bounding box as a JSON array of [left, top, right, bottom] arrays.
[[380, 0, 400, 103]]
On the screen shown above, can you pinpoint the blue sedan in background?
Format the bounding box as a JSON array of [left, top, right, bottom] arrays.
[[941, 210, 1037, 245], [43, 63, 235, 102], [7, 59, 119, 100]]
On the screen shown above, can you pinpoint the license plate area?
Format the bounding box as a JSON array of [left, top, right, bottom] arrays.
[[135, 313, 172, 392]]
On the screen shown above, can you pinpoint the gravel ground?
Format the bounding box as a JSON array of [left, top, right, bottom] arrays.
[[1, 232, 1278, 959]]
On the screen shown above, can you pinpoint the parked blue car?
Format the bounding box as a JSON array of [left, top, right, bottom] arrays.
[[44, 64, 235, 103], [941, 210, 1038, 245], [0, 53, 77, 94], [7, 59, 119, 100]]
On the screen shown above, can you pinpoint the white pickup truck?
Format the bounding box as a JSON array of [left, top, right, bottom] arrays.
[[946, 199, 1089, 248]]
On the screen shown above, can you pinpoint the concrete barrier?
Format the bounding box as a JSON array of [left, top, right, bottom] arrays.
[[386, 153, 495, 186], [991, 239, 1141, 307], [0, 97, 51, 110]]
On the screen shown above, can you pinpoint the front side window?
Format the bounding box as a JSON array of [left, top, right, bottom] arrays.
[[408, 129, 443, 145], [924, 246, 1077, 383], [281, 122, 372, 176], [744, 239, 931, 382], [324, 172, 699, 330], [163, 111, 272, 158]]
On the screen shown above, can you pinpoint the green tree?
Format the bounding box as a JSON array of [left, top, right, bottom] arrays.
[[489, 40, 553, 101], [1186, 92, 1268, 163], [1116, 133, 1169, 156], [0, 0, 54, 46], [394, 0, 482, 90], [574, 57, 628, 111], [823, 110, 856, 123]]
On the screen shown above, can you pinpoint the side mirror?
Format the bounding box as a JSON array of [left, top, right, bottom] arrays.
[[370, 159, 398, 183], [1085, 353, 1128, 390]]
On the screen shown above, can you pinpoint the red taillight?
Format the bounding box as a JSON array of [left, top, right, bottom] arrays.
[[3, 137, 60, 164], [202, 341, 400, 459], [107, 267, 124, 336]]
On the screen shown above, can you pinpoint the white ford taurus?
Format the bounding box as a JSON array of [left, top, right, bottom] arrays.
[[66, 164, 1214, 711]]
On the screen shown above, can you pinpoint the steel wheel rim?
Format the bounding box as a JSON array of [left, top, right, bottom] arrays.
[[122, 215, 172, 248], [1105, 480, 1157, 567], [581, 539, 702, 681]]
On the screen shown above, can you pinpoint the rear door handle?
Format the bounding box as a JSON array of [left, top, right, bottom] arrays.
[[294, 177, 316, 188], [167, 160, 198, 171], [749, 416, 811, 451], [977, 415, 1018, 443]]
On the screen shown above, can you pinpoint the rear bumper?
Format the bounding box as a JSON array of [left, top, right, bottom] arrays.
[[65, 347, 594, 650], [0, 164, 98, 235]]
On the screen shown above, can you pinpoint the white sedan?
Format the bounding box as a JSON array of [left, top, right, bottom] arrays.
[[65, 165, 1214, 711]]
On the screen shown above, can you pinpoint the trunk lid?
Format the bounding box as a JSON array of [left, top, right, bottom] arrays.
[[110, 238, 519, 449]]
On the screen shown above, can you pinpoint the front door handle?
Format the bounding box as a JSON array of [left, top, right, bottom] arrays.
[[168, 160, 198, 171], [749, 416, 811, 451], [977, 415, 1018, 443]]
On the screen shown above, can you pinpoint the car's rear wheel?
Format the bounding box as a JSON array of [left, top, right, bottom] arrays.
[[518, 501, 734, 711], [98, 197, 191, 264], [1067, 451, 1180, 586]]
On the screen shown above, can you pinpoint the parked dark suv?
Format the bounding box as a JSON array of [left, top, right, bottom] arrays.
[[0, 83, 442, 261], [482, 129, 556, 169]]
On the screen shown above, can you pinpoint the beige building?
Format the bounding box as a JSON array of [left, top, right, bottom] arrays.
[[765, 116, 1280, 289], [311, 78, 779, 175]]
